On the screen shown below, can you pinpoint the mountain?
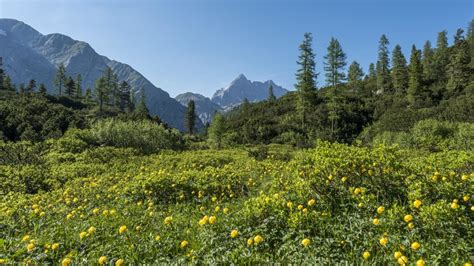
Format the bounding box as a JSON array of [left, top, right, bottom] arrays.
[[211, 74, 288, 109], [0, 18, 200, 131], [175, 92, 222, 124]]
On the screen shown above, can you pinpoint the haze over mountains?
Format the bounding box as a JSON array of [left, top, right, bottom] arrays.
[[0, 18, 288, 128]]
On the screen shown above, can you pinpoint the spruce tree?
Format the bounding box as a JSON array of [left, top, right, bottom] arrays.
[[65, 76, 76, 97], [186, 100, 196, 135], [75, 74, 82, 98], [391, 44, 408, 95], [368, 63, 376, 80], [347, 61, 364, 90], [26, 79, 36, 93], [468, 19, 474, 40], [433, 31, 449, 82], [3, 76, 13, 91], [407, 45, 424, 106], [422, 41, 435, 81], [38, 84, 47, 95], [94, 77, 109, 111], [376, 34, 391, 92], [268, 85, 276, 102], [446, 34, 470, 96], [85, 88, 93, 103], [295, 32, 318, 129], [118, 81, 132, 112], [135, 88, 150, 118], [54, 63, 67, 96], [324, 37, 347, 89], [208, 112, 224, 149]]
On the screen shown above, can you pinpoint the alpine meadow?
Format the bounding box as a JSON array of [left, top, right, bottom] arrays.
[[0, 1, 473, 265]]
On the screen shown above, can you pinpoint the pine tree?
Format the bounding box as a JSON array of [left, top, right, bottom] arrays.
[[75, 74, 82, 98], [186, 100, 196, 135], [3, 76, 14, 91], [65, 76, 76, 97], [19, 83, 25, 94], [422, 41, 435, 81], [85, 88, 93, 103], [391, 44, 408, 95], [94, 77, 109, 111], [208, 112, 224, 149], [103, 67, 118, 106], [468, 19, 474, 40], [453, 28, 464, 45], [368, 63, 376, 80], [54, 63, 67, 96], [295, 32, 318, 129], [135, 88, 150, 118], [347, 61, 364, 91], [433, 31, 449, 82], [26, 79, 36, 93], [446, 32, 470, 96], [324, 37, 347, 89], [38, 84, 47, 95], [267, 85, 276, 102], [407, 45, 424, 107], [117, 81, 132, 112], [376, 34, 391, 92]]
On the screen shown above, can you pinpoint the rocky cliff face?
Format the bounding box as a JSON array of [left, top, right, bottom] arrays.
[[0, 18, 199, 131]]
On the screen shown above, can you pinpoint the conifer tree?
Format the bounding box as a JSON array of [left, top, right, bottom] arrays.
[[376, 34, 391, 92], [65, 76, 76, 97], [268, 85, 276, 102], [26, 79, 36, 93], [3, 76, 14, 91], [433, 31, 449, 82], [368, 63, 376, 80], [38, 84, 47, 95], [407, 45, 424, 106], [391, 44, 408, 94], [54, 63, 67, 96], [117, 81, 132, 112], [446, 32, 470, 95], [75, 74, 82, 98], [85, 88, 93, 103], [295, 32, 318, 129], [135, 88, 150, 118], [0, 57, 4, 91], [208, 112, 224, 149], [186, 100, 196, 135], [422, 41, 435, 81], [347, 61, 364, 90], [324, 37, 347, 89], [94, 77, 109, 111]]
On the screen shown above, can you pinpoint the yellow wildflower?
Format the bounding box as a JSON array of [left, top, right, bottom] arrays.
[[79, 231, 88, 240], [362, 251, 370, 260], [411, 242, 421, 250], [254, 235, 263, 245], [119, 225, 127, 234], [403, 214, 413, 223], [416, 259, 425, 266], [308, 199, 316, 206], [377, 206, 385, 214], [209, 216, 217, 225], [180, 240, 188, 248], [413, 200, 422, 208], [61, 258, 72, 266], [51, 243, 59, 250], [164, 216, 173, 225], [379, 237, 388, 246], [230, 229, 238, 238], [373, 218, 380, 225], [98, 256, 107, 265], [301, 238, 311, 247], [115, 259, 124, 266]]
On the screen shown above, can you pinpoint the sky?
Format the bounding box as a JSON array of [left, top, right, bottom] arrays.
[[0, 0, 472, 97]]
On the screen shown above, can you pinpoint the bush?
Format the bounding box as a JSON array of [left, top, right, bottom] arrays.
[[89, 119, 184, 154]]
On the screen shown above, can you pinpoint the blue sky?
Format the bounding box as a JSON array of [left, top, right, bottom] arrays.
[[0, 0, 472, 97]]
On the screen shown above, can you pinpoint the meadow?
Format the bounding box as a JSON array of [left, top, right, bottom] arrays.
[[1, 140, 473, 265]]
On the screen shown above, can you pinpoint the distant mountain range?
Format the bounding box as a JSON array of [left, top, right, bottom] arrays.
[[0, 18, 288, 128], [175, 74, 289, 124], [0, 18, 201, 131]]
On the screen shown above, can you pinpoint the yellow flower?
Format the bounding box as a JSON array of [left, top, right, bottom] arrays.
[[230, 229, 239, 238], [209, 216, 217, 225], [79, 231, 88, 240], [463, 195, 470, 202], [451, 202, 459, 209], [286, 201, 293, 208], [199, 215, 209, 226], [87, 226, 96, 235], [61, 258, 72, 266], [301, 238, 311, 247], [164, 216, 173, 225], [223, 207, 229, 214], [27, 243, 35, 252], [98, 256, 107, 265], [463, 263, 472, 266], [22, 235, 30, 242], [212, 196, 217, 202], [341, 176, 348, 182], [354, 188, 362, 195], [303, 208, 308, 214], [180, 240, 189, 248], [155, 235, 161, 241], [373, 218, 380, 225], [0, 259, 7, 264], [377, 206, 385, 214], [398, 256, 408, 265], [379, 237, 388, 246], [115, 258, 124, 266], [461, 174, 468, 181], [362, 251, 370, 260], [471, 206, 474, 211], [66, 213, 73, 220], [411, 242, 421, 250], [93, 208, 99, 215], [408, 222, 415, 229], [403, 214, 413, 223], [394, 251, 403, 259], [416, 259, 425, 266], [119, 225, 127, 234], [413, 200, 422, 208], [308, 199, 316, 206], [297, 205, 304, 210], [215, 206, 221, 212], [51, 243, 59, 250], [247, 238, 254, 246], [254, 235, 263, 245]]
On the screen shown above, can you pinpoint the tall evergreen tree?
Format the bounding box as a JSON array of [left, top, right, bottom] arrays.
[[38, 83, 47, 95], [117, 81, 132, 112], [347, 61, 364, 91], [407, 45, 424, 106], [208, 112, 224, 149], [65, 76, 76, 97], [19, 83, 25, 94], [446, 34, 470, 95], [324, 37, 347, 89], [468, 19, 474, 40], [3, 75, 14, 91], [376, 34, 391, 92], [54, 63, 67, 96], [75, 74, 82, 98], [295, 32, 318, 129], [391, 44, 408, 94], [186, 100, 196, 135], [433, 31, 449, 82], [422, 41, 435, 81], [85, 88, 93, 103], [267, 85, 276, 102], [368, 63, 376, 80], [453, 28, 465, 45], [103, 67, 118, 106], [26, 79, 36, 93], [94, 77, 109, 111], [135, 88, 150, 118]]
